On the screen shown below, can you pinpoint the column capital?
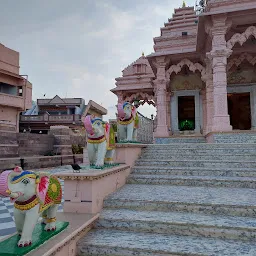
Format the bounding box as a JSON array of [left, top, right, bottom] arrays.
[[206, 49, 233, 69]]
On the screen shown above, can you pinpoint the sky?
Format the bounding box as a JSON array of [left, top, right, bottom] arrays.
[[0, 0, 195, 120]]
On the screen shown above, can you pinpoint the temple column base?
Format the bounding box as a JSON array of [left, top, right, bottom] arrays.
[[154, 125, 170, 137], [211, 115, 232, 132]]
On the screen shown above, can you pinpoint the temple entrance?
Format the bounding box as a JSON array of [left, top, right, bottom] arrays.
[[178, 96, 195, 131], [228, 93, 251, 130]]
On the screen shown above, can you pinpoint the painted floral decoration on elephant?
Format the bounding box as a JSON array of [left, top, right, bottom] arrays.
[[84, 115, 115, 167], [0, 166, 62, 247], [117, 102, 139, 142]]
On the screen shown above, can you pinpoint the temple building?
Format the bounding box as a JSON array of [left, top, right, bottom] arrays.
[[111, 0, 256, 142]]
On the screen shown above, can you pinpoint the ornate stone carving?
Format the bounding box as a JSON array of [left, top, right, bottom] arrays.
[[227, 53, 256, 71], [166, 59, 207, 82], [227, 26, 256, 49]]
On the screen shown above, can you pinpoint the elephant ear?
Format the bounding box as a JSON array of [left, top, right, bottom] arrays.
[[117, 103, 125, 119], [36, 176, 50, 204], [84, 115, 94, 135]]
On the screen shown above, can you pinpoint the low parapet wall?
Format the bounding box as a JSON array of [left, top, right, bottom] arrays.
[[0, 154, 83, 171], [17, 133, 54, 156]]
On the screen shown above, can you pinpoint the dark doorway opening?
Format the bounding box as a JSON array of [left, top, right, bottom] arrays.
[[228, 93, 251, 130], [178, 96, 195, 131]]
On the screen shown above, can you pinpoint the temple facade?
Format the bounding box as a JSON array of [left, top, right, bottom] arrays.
[[111, 0, 256, 141]]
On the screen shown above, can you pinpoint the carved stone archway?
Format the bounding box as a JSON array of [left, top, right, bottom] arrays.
[[166, 59, 206, 82], [124, 92, 155, 107], [227, 26, 256, 50], [227, 53, 256, 71]]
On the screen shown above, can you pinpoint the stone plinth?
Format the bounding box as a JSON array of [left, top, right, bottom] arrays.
[[55, 164, 130, 214], [114, 143, 147, 167], [49, 126, 72, 155]]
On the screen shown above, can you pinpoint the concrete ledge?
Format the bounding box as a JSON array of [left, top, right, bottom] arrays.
[[28, 212, 99, 256], [115, 143, 147, 167], [55, 164, 130, 214]]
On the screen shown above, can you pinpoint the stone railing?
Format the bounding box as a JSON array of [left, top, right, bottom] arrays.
[[137, 111, 154, 144], [20, 114, 81, 123]]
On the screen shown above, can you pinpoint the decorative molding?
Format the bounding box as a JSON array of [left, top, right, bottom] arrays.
[[227, 53, 256, 70], [227, 26, 256, 50], [55, 165, 129, 181], [47, 221, 96, 256], [166, 59, 206, 82], [124, 92, 155, 105]]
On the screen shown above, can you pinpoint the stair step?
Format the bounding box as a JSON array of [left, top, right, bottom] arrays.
[[127, 174, 256, 188], [132, 166, 256, 177], [135, 159, 256, 168], [104, 184, 256, 217], [96, 209, 256, 240], [143, 149, 256, 155], [77, 229, 256, 256], [140, 153, 256, 161]]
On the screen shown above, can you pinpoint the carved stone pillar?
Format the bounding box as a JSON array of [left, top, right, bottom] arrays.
[[204, 59, 214, 134], [166, 91, 171, 134], [116, 92, 123, 104], [207, 49, 232, 132], [153, 57, 170, 137], [206, 15, 233, 132], [153, 79, 169, 137]]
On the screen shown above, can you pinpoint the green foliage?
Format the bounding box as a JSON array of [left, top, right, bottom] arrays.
[[179, 120, 195, 131], [72, 144, 83, 154]]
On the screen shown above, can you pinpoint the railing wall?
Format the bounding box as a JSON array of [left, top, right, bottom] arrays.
[[137, 111, 154, 144]]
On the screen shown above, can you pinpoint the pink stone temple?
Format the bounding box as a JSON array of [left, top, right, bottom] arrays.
[[111, 0, 256, 141]]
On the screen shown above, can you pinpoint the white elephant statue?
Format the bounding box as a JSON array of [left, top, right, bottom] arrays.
[[0, 166, 62, 247], [84, 115, 115, 167], [117, 102, 139, 142]]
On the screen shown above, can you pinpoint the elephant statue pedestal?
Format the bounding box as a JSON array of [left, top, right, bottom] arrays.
[[55, 164, 130, 214]]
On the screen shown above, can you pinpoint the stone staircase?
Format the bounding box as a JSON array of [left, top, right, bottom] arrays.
[[77, 143, 256, 255]]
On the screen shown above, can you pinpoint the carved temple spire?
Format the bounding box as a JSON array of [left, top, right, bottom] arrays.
[[182, 1, 186, 7]]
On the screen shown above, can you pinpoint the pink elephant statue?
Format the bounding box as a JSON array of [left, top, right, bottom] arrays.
[[0, 166, 62, 247]]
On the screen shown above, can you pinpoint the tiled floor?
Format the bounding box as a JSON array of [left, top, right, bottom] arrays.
[[0, 167, 68, 240]]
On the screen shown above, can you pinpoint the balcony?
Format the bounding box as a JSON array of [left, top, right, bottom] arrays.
[[0, 93, 24, 109], [20, 114, 81, 124]]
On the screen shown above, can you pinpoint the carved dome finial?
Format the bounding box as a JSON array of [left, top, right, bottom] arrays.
[[182, 1, 186, 7], [142, 52, 144, 56]]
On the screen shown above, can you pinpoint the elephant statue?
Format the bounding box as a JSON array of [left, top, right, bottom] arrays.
[[0, 166, 62, 247], [84, 115, 115, 167], [117, 102, 139, 142]]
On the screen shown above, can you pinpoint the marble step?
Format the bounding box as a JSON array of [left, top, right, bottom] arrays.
[[127, 174, 256, 188], [142, 148, 256, 155], [155, 137, 206, 144], [140, 153, 256, 161], [212, 134, 256, 144], [132, 166, 256, 177], [77, 229, 256, 256], [135, 159, 256, 168], [96, 209, 256, 241], [104, 184, 256, 217], [144, 143, 256, 149]]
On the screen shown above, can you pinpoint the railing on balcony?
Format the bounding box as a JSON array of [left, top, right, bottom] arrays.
[[20, 114, 81, 123], [0, 93, 24, 109]]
